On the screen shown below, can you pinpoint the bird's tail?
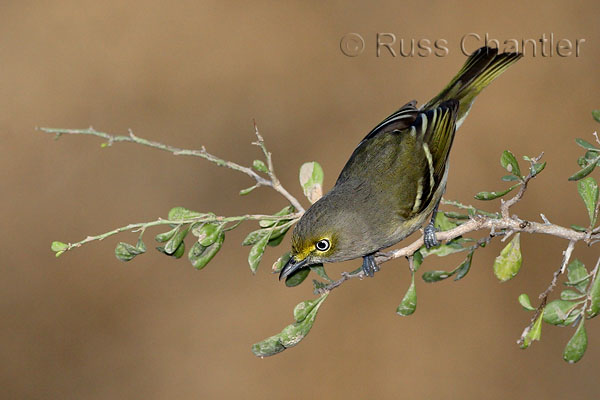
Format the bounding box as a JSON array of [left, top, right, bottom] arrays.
[[424, 46, 522, 128]]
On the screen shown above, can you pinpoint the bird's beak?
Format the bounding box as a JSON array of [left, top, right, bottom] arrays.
[[279, 256, 309, 281]]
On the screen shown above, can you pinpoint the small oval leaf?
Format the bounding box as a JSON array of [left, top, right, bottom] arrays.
[[576, 138, 599, 151], [272, 252, 292, 274], [285, 268, 310, 287], [561, 289, 585, 301], [543, 299, 581, 326], [563, 319, 587, 363], [501, 150, 521, 177], [520, 310, 543, 349], [397, 274, 417, 316], [248, 232, 271, 273], [567, 259, 589, 293], [252, 159, 268, 173], [454, 251, 474, 281], [493, 233, 522, 282], [474, 184, 519, 201], [155, 226, 179, 243], [518, 293, 536, 311], [299, 162, 324, 204], [115, 242, 145, 262], [239, 185, 258, 196], [422, 270, 452, 283], [164, 225, 190, 255], [51, 241, 68, 252], [577, 177, 599, 226], [588, 271, 600, 318], [568, 161, 597, 181], [188, 233, 224, 270]]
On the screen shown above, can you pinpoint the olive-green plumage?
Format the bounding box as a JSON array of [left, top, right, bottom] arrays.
[[280, 47, 522, 280]]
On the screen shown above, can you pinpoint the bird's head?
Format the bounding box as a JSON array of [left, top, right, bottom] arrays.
[[279, 192, 365, 280]]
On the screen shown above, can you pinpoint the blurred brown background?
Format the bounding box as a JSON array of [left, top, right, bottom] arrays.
[[2, 1, 600, 399]]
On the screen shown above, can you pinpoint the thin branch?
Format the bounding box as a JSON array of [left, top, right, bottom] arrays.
[[60, 212, 300, 253], [252, 123, 305, 212], [39, 126, 305, 212]]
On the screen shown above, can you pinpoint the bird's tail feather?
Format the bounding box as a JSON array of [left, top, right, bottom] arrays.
[[424, 47, 522, 125]]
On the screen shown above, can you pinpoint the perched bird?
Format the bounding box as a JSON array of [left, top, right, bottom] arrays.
[[280, 46, 522, 281]]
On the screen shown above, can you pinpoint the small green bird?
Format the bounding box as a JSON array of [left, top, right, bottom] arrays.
[[280, 46, 522, 280]]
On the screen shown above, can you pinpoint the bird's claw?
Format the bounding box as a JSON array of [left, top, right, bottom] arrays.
[[362, 254, 379, 277], [424, 222, 440, 249]]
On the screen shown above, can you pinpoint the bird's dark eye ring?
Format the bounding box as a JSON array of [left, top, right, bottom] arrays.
[[315, 239, 330, 252]]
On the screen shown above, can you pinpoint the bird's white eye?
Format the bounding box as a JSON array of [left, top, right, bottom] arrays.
[[315, 239, 330, 252]]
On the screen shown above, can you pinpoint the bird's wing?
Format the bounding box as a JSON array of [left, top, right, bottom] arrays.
[[417, 99, 459, 211], [358, 100, 419, 145], [335, 100, 459, 217]]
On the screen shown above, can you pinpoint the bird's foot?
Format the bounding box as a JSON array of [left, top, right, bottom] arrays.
[[424, 221, 440, 249], [362, 254, 379, 277]]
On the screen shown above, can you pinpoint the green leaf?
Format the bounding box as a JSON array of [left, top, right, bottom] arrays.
[[172, 241, 185, 259], [543, 299, 581, 326], [272, 252, 291, 274], [474, 184, 519, 201], [243, 218, 292, 246], [164, 225, 190, 255], [454, 251, 474, 281], [576, 138, 600, 151], [412, 251, 424, 272], [520, 310, 543, 349], [299, 161, 324, 204], [285, 268, 310, 287], [259, 205, 296, 228], [434, 212, 457, 231], [167, 206, 207, 220], [563, 319, 587, 363], [248, 231, 271, 273], [531, 161, 546, 176], [51, 241, 68, 252], [571, 224, 587, 232], [501, 150, 521, 177], [592, 109, 600, 123], [567, 259, 589, 293], [587, 270, 600, 318], [239, 185, 258, 196], [518, 294, 536, 311], [115, 241, 145, 262], [561, 289, 584, 301], [443, 211, 469, 220], [196, 223, 222, 247], [251, 294, 328, 357], [422, 270, 453, 283], [155, 226, 179, 243], [420, 241, 464, 257], [252, 159, 268, 173], [502, 174, 520, 182], [397, 274, 417, 316], [310, 264, 331, 282], [267, 232, 286, 247], [188, 233, 224, 270], [568, 161, 596, 181], [251, 335, 285, 357], [577, 177, 599, 226], [293, 297, 323, 322], [493, 233, 522, 282]]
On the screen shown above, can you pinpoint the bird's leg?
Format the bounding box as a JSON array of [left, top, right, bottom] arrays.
[[361, 253, 379, 277], [424, 201, 441, 249]]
